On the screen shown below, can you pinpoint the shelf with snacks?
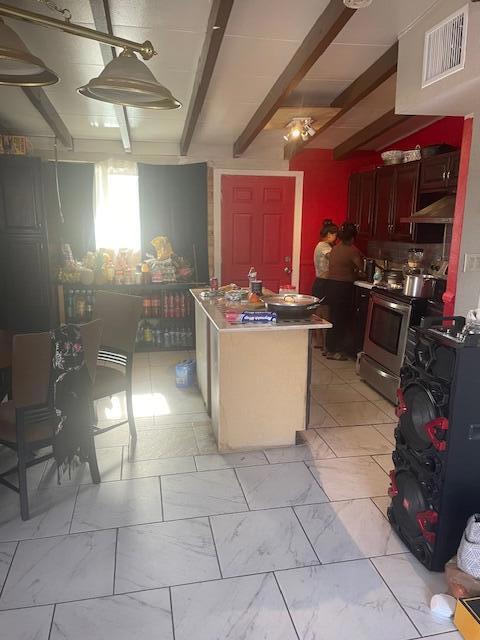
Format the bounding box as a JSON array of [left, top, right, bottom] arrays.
[[57, 283, 203, 352]]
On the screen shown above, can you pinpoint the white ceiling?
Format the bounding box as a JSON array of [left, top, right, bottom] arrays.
[[0, 0, 441, 155]]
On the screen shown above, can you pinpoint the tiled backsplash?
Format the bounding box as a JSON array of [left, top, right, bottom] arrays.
[[367, 241, 448, 267]]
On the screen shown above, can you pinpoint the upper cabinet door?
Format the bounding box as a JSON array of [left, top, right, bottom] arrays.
[[347, 173, 361, 225], [0, 234, 52, 330], [390, 162, 419, 242], [357, 171, 375, 239], [373, 166, 395, 241], [0, 156, 45, 233], [446, 151, 460, 188]]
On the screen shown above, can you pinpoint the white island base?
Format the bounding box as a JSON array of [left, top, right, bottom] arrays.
[[192, 290, 332, 452]]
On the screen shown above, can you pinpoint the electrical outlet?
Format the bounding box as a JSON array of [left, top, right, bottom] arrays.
[[464, 254, 480, 272]]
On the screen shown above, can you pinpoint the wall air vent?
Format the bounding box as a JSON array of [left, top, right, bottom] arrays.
[[422, 4, 468, 88]]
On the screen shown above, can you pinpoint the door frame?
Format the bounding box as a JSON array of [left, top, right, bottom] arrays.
[[213, 169, 304, 289]]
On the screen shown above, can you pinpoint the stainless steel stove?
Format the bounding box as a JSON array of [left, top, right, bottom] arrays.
[[358, 286, 442, 404]]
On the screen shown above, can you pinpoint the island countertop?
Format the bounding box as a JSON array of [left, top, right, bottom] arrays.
[[190, 288, 332, 333]]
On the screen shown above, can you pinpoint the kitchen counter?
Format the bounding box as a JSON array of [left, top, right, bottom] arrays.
[[191, 289, 332, 332], [354, 280, 375, 290], [192, 289, 332, 451]]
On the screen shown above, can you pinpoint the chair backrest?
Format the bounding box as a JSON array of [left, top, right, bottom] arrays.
[[93, 291, 143, 355], [79, 319, 103, 383], [12, 331, 51, 409], [11, 321, 103, 409]]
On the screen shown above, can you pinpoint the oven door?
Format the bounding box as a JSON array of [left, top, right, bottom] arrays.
[[364, 292, 412, 375]]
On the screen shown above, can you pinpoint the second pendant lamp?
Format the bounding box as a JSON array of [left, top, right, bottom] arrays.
[[78, 48, 182, 110]]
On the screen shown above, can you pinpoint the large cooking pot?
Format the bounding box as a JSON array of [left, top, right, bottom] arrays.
[[403, 274, 436, 298], [265, 294, 322, 318]]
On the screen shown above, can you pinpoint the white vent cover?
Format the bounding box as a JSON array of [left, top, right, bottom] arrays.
[[422, 4, 468, 88]]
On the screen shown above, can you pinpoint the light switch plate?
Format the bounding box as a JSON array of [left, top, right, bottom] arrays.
[[464, 254, 480, 272]]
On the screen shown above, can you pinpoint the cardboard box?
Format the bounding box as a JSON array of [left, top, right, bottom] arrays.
[[455, 596, 480, 639]]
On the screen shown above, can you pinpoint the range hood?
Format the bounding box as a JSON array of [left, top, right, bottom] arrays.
[[401, 195, 455, 224]]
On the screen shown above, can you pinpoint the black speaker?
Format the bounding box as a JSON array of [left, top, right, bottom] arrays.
[[387, 316, 480, 571]]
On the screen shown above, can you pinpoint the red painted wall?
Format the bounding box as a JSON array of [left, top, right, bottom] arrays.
[[291, 116, 465, 294], [290, 149, 380, 293], [443, 117, 473, 315]]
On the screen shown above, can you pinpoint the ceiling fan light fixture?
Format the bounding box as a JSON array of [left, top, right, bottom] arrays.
[[0, 18, 58, 86], [343, 0, 373, 8], [78, 48, 181, 110]]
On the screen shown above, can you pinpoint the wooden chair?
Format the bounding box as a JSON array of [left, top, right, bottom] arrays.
[[0, 320, 103, 520], [92, 291, 143, 442]]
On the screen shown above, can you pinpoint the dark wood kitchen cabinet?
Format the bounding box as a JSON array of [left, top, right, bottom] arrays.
[[0, 234, 52, 331], [0, 156, 45, 232], [372, 163, 418, 242], [390, 162, 419, 241], [0, 156, 55, 331], [348, 170, 375, 250], [419, 151, 460, 193], [373, 165, 395, 241]]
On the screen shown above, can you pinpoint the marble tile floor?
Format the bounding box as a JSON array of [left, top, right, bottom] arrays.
[[0, 351, 462, 639]]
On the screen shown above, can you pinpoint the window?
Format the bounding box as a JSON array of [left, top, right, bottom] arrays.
[[94, 159, 141, 251]]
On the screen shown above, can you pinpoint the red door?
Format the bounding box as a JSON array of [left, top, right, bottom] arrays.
[[221, 175, 295, 291]]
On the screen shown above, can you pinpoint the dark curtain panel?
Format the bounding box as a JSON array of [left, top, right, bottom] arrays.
[[43, 161, 95, 259], [138, 162, 208, 282]]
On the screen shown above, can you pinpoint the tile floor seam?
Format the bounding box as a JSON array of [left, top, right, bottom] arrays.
[[291, 506, 323, 566], [159, 476, 165, 522], [0, 539, 18, 601], [168, 586, 176, 640], [0, 557, 417, 615], [303, 460, 328, 496], [68, 485, 81, 535], [368, 556, 423, 638], [207, 516, 223, 579], [112, 528, 119, 596], [47, 602, 56, 640], [232, 467, 252, 511], [370, 453, 394, 475], [272, 571, 301, 640], [119, 445, 124, 481]]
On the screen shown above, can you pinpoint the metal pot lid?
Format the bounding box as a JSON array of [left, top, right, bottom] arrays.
[[266, 294, 320, 307]]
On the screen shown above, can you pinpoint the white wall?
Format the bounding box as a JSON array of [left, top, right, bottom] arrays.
[[397, 0, 480, 117], [29, 134, 289, 171]]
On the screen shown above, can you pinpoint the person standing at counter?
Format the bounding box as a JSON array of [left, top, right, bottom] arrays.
[[325, 222, 364, 360], [312, 219, 338, 350]]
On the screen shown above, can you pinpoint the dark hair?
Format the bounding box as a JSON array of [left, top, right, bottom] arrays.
[[338, 221, 358, 243], [320, 218, 338, 239]]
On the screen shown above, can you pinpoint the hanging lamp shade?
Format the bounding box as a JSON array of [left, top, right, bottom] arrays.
[[0, 18, 58, 86], [78, 48, 182, 110]]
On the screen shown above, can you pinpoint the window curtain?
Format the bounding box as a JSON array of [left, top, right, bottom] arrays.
[[43, 161, 95, 260], [94, 159, 141, 252], [138, 162, 208, 282]]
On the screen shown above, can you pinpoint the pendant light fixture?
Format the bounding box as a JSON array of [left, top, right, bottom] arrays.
[[78, 49, 181, 110], [0, 2, 182, 110], [0, 17, 58, 86]]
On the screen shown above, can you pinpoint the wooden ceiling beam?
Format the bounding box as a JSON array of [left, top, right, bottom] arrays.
[[88, 0, 132, 153], [233, 0, 356, 157], [180, 0, 234, 156], [333, 108, 411, 160], [290, 42, 399, 158], [22, 87, 73, 149]]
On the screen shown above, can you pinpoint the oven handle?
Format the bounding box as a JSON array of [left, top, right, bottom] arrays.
[[371, 294, 411, 314]]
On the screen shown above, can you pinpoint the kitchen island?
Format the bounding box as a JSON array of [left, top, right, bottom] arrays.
[[191, 289, 332, 451]]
